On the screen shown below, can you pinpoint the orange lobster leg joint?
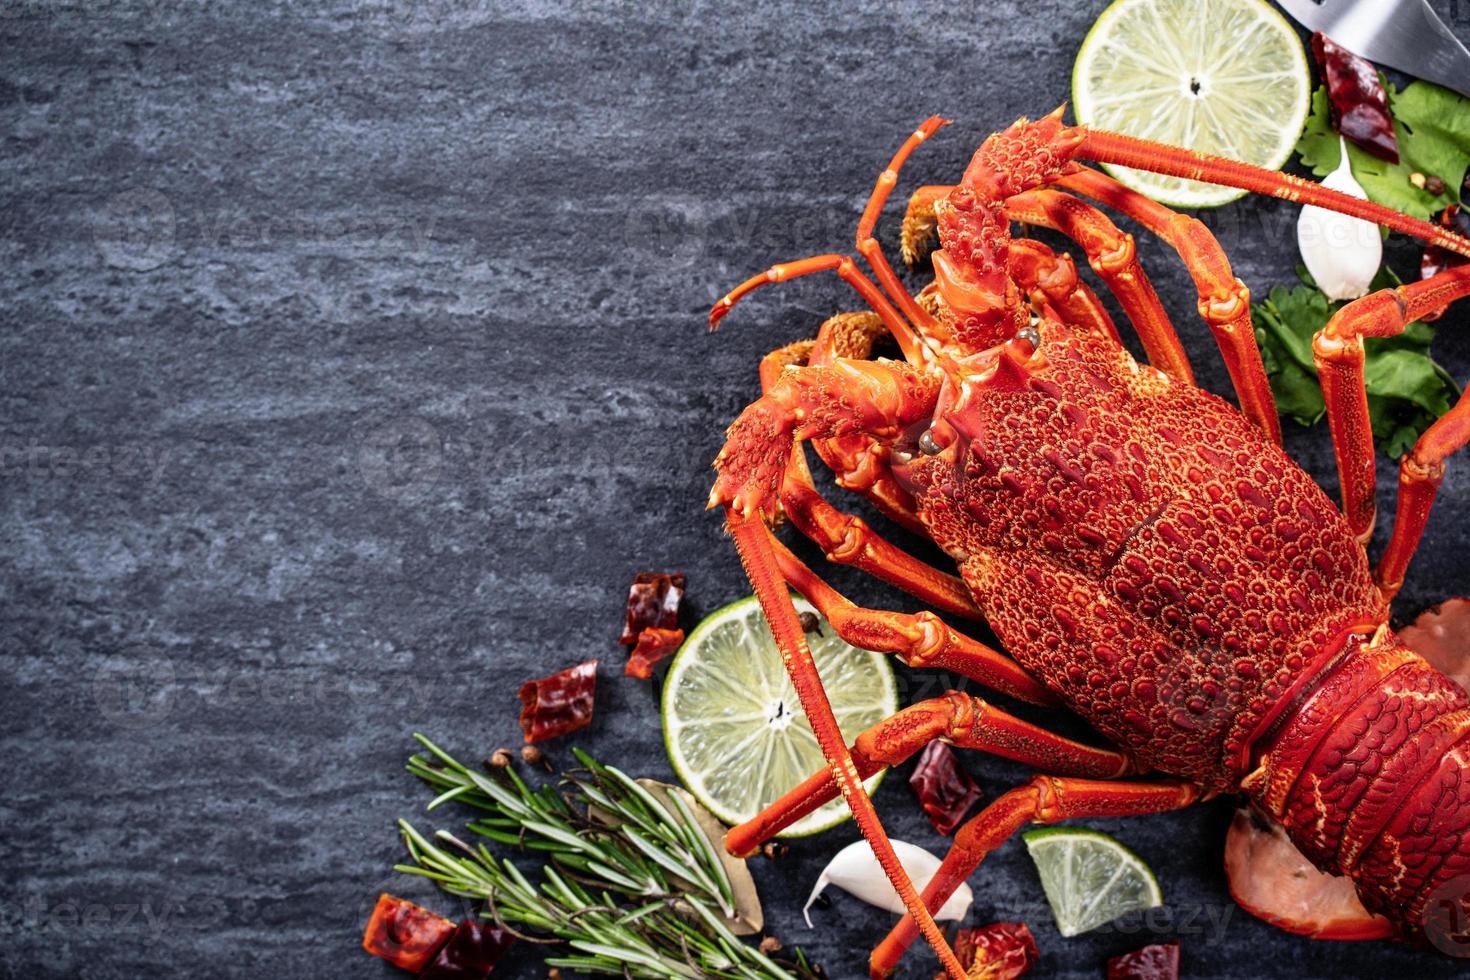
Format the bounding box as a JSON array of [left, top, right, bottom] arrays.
[[708, 253, 927, 364], [1314, 266, 1470, 542], [870, 778, 1202, 977], [1059, 166, 1281, 443], [1377, 388, 1470, 600], [725, 511, 967, 979], [855, 116, 950, 335], [726, 690, 1140, 856], [1008, 238, 1123, 344], [1006, 188, 1194, 383], [767, 532, 1056, 705], [779, 479, 981, 620]]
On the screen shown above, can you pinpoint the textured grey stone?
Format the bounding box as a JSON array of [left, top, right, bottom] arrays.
[[2, 1, 1469, 977]]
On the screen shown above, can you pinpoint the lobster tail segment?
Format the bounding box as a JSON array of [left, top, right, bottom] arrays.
[[1246, 632, 1470, 945]]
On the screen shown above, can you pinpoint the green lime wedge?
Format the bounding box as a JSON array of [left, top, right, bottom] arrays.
[[1023, 827, 1164, 937], [1072, 0, 1311, 208], [661, 595, 898, 837]]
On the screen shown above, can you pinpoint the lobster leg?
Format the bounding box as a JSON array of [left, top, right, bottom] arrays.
[[727, 690, 1138, 855], [1312, 265, 1470, 542], [725, 510, 966, 979], [713, 357, 970, 976], [1059, 166, 1281, 443], [1005, 188, 1194, 383], [1377, 377, 1470, 598], [779, 478, 980, 620], [1076, 129, 1470, 261], [871, 777, 1202, 977], [855, 115, 950, 336], [708, 253, 927, 363], [767, 531, 1054, 704], [1008, 237, 1123, 344]]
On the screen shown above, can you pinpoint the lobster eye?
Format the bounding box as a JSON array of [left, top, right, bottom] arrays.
[[1016, 324, 1041, 349], [918, 428, 942, 456]]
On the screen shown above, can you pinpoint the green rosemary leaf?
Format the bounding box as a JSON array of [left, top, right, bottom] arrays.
[[426, 783, 475, 811], [664, 789, 735, 911], [387, 740, 817, 980], [604, 766, 674, 832]]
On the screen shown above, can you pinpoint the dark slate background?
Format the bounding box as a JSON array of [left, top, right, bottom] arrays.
[[4, 1, 1470, 977]]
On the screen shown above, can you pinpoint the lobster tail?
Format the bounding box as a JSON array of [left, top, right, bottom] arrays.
[[1247, 633, 1470, 945]]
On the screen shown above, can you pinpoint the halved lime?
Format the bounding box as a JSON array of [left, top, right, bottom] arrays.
[[1023, 827, 1163, 937], [662, 595, 898, 837], [1072, 0, 1311, 208]]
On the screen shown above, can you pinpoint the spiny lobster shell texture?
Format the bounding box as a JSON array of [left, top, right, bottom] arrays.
[[892, 319, 1383, 789]]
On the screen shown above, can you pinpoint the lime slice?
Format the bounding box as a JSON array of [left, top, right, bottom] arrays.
[[1023, 827, 1163, 937], [1072, 0, 1310, 208], [662, 595, 899, 837]]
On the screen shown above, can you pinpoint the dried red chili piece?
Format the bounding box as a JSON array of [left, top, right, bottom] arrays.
[[1420, 206, 1470, 320], [417, 919, 516, 979], [625, 627, 685, 680], [518, 660, 598, 743], [944, 922, 1038, 980], [1106, 942, 1180, 980], [1312, 33, 1399, 164], [619, 572, 686, 645], [361, 893, 455, 972], [909, 741, 983, 835]]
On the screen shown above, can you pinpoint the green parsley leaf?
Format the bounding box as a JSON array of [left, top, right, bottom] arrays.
[[1251, 268, 1459, 457], [1297, 79, 1470, 221]]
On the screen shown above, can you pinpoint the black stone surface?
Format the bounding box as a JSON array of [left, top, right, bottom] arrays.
[[3, 2, 1470, 978]]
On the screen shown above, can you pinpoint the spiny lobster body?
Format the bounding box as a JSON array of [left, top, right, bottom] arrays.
[[707, 110, 1470, 976], [898, 316, 1379, 791], [897, 307, 1470, 926]]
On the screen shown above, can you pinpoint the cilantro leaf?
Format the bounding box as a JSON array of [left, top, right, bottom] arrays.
[[1250, 269, 1459, 457], [1297, 79, 1470, 221]]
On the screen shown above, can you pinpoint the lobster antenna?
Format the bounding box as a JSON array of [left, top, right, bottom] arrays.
[[1078, 128, 1470, 259]]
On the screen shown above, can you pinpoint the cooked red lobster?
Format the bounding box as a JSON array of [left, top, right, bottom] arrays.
[[706, 110, 1470, 977]]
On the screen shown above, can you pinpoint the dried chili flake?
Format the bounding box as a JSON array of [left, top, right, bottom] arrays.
[[909, 741, 983, 835], [361, 893, 455, 972], [1312, 33, 1399, 164], [518, 659, 598, 743], [619, 572, 686, 645], [1420, 206, 1470, 317], [625, 627, 684, 680], [1106, 942, 1180, 980], [417, 919, 516, 979], [944, 922, 1038, 980]]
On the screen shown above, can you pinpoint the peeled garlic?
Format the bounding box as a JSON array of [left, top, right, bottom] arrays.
[[1297, 138, 1382, 301], [803, 838, 973, 927]]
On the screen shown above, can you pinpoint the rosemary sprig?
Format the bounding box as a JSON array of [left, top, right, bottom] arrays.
[[395, 735, 821, 980]]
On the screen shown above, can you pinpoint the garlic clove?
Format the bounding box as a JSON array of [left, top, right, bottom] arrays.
[[802, 838, 974, 927], [1297, 138, 1382, 302]]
